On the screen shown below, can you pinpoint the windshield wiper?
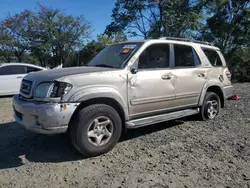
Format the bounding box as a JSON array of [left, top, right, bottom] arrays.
[[93, 64, 115, 68]]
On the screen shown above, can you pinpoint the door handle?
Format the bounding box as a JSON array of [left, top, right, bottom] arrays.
[[16, 76, 23, 79], [198, 73, 205, 77], [162, 74, 172, 80]]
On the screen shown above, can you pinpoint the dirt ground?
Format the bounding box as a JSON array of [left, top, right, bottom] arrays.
[[0, 83, 249, 188]]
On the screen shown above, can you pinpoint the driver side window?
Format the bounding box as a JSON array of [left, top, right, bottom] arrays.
[[138, 44, 170, 70]]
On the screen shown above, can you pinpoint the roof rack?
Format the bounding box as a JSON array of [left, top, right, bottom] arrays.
[[158, 37, 212, 46]]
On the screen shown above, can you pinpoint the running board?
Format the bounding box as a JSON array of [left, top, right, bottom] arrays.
[[125, 108, 200, 129]]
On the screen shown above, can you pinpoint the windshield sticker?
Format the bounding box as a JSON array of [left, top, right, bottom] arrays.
[[122, 48, 130, 54], [122, 44, 136, 49]]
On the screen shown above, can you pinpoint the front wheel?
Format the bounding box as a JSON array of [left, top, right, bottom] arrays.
[[200, 92, 221, 120], [70, 104, 122, 157]]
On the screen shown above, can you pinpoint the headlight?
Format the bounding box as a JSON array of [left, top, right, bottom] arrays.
[[50, 81, 72, 98], [34, 81, 72, 98]]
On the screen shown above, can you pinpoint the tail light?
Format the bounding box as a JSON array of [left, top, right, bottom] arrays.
[[225, 71, 232, 81]]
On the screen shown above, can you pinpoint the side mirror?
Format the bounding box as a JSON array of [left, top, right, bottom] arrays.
[[131, 67, 138, 74]]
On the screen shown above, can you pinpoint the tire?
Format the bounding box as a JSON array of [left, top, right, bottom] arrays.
[[70, 104, 122, 157], [200, 92, 221, 120]]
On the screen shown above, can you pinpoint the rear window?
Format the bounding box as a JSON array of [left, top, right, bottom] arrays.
[[202, 48, 223, 66], [26, 66, 42, 73]]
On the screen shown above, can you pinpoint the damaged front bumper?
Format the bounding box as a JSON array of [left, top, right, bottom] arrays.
[[12, 95, 79, 134]]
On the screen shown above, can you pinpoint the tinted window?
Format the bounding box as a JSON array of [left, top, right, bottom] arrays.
[[138, 44, 170, 69], [202, 48, 223, 66], [174, 45, 199, 67], [0, 65, 26, 75], [26, 66, 42, 73]]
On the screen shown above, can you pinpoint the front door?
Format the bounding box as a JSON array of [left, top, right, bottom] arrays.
[[127, 43, 176, 118]]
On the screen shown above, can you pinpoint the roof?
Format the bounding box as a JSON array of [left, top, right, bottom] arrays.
[[116, 37, 220, 50], [0, 62, 47, 69]]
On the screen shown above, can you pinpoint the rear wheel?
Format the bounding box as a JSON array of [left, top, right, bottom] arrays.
[[70, 104, 122, 157], [200, 92, 220, 120]]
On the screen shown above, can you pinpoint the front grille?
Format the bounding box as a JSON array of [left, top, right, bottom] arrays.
[[20, 80, 33, 96], [14, 109, 23, 120]]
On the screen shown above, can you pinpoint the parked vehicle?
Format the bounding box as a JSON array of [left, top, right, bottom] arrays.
[[0, 63, 46, 96], [12, 37, 235, 157]]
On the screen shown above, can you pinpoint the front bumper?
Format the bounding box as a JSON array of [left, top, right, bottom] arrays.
[[12, 95, 79, 134], [223, 85, 235, 99]]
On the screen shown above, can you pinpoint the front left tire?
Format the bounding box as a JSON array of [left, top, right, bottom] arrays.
[[70, 104, 122, 157]]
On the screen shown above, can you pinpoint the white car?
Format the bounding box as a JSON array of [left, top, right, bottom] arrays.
[[0, 63, 47, 96]]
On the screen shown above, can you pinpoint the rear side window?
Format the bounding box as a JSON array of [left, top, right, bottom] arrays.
[[26, 66, 42, 73], [0, 65, 26, 75], [174, 44, 200, 67], [202, 48, 223, 66]]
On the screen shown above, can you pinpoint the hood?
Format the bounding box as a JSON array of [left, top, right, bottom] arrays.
[[24, 66, 114, 82]]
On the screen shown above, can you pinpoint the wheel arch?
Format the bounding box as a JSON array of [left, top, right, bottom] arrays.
[[199, 84, 225, 108], [68, 97, 128, 132]]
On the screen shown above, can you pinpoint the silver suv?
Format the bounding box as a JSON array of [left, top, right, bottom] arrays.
[[12, 37, 235, 157]]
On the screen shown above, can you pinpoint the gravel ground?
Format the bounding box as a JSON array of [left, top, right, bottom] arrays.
[[0, 83, 249, 188]]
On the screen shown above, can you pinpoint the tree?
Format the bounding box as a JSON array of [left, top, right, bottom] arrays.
[[0, 26, 14, 62], [105, 0, 156, 39], [105, 0, 203, 39], [0, 10, 31, 62], [0, 3, 91, 68], [78, 41, 105, 66], [199, 0, 250, 82], [155, 0, 203, 38], [97, 32, 127, 45], [28, 3, 91, 68], [201, 0, 250, 53]]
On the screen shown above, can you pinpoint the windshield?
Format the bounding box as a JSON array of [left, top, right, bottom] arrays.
[[87, 42, 143, 68]]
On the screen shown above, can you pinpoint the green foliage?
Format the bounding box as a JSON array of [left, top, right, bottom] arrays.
[[97, 32, 127, 45], [226, 48, 250, 82], [0, 11, 30, 62], [63, 40, 106, 67], [79, 41, 105, 66], [0, 3, 91, 68], [105, 0, 203, 39], [201, 0, 250, 53], [200, 0, 250, 82]]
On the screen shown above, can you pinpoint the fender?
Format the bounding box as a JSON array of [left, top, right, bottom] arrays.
[[67, 86, 129, 120], [198, 79, 224, 106]]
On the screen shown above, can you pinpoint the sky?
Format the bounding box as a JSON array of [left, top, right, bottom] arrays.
[[0, 0, 116, 40]]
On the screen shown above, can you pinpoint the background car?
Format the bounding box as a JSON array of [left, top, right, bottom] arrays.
[[0, 63, 47, 96]]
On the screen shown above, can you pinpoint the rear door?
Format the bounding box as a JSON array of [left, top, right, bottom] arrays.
[[171, 44, 208, 107], [0, 65, 27, 95]]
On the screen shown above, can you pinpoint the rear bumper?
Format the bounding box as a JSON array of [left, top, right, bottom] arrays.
[[223, 85, 235, 99], [12, 95, 79, 135]]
